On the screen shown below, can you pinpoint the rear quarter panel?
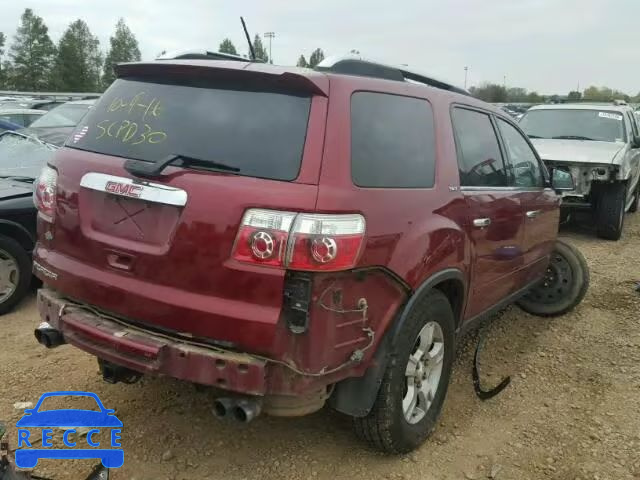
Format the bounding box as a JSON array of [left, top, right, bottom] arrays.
[[316, 76, 469, 310]]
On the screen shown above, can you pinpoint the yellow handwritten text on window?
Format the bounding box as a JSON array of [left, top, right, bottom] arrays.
[[107, 92, 162, 121], [96, 119, 167, 145]]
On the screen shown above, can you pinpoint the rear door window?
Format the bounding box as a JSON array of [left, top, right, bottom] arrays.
[[69, 78, 312, 182], [351, 92, 436, 188], [452, 107, 508, 187]]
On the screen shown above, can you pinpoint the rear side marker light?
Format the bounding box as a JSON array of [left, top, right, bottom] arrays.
[[232, 209, 365, 272]]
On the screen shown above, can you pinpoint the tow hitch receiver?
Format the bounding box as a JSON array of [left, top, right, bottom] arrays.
[[98, 359, 143, 384]]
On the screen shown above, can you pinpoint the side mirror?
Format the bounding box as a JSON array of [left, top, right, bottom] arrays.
[[550, 167, 575, 192], [633, 136, 640, 149]]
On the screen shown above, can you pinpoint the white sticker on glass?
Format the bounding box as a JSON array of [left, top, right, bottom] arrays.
[[598, 112, 623, 121]]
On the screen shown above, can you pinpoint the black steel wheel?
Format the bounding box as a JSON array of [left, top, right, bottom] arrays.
[[517, 239, 589, 317]]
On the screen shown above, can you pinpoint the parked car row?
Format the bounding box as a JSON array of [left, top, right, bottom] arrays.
[[0, 99, 96, 311]]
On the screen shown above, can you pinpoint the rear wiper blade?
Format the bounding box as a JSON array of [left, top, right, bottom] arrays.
[[552, 135, 595, 141], [526, 134, 545, 139], [124, 154, 240, 178]]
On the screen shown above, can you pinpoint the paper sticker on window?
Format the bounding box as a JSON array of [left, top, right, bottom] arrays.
[[598, 112, 623, 121]]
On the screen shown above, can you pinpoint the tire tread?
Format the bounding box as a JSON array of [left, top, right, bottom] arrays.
[[596, 183, 626, 240], [0, 234, 32, 315], [353, 290, 454, 453]]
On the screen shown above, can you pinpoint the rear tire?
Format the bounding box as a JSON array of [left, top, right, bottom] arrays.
[[0, 234, 32, 315], [353, 290, 455, 453], [516, 239, 589, 317], [595, 182, 626, 240], [629, 181, 639, 213]]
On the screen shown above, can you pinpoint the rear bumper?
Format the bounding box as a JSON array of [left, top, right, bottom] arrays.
[[37, 288, 267, 395]]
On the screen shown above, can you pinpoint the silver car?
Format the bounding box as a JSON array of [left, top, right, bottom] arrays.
[[519, 103, 640, 240]]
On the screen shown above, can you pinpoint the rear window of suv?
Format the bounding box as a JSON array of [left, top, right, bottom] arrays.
[[351, 92, 436, 188], [69, 77, 312, 181]]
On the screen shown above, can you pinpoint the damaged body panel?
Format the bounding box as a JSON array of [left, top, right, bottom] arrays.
[[36, 268, 408, 400]]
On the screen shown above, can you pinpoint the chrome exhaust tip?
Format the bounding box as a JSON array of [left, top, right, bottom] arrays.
[[233, 398, 262, 423], [212, 398, 235, 419], [34, 322, 65, 348]]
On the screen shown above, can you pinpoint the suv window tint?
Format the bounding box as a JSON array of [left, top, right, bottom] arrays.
[[70, 78, 312, 182], [452, 108, 507, 187], [351, 92, 435, 188], [497, 119, 544, 188]]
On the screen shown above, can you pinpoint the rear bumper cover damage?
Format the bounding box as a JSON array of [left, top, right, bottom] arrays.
[[37, 288, 267, 395]]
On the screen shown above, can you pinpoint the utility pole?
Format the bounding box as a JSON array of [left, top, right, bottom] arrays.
[[464, 66, 469, 89], [264, 32, 275, 64]]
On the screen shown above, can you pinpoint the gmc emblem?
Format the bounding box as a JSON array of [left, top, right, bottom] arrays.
[[105, 181, 143, 198]]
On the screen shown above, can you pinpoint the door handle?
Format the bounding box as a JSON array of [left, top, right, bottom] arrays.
[[526, 210, 542, 219], [473, 218, 491, 228]]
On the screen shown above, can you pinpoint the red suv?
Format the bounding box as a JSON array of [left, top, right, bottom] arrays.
[[32, 56, 589, 453]]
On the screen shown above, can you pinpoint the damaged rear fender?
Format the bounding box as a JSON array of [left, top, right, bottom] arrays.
[[329, 268, 465, 417]]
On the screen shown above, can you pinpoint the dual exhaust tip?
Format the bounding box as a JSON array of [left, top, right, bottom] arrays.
[[213, 397, 261, 423]]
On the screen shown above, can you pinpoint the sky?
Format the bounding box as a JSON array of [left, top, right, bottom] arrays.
[[1, 0, 638, 95]]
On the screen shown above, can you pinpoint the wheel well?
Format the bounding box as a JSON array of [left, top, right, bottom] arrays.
[[433, 279, 464, 328], [0, 223, 35, 252]]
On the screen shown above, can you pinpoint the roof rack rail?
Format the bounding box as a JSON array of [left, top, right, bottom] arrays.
[[316, 54, 469, 96], [156, 49, 260, 63]]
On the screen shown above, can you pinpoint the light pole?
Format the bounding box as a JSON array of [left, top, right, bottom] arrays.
[[264, 32, 275, 64], [464, 66, 469, 89]]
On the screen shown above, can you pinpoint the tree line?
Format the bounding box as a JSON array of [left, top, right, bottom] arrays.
[[4, 8, 635, 102], [470, 82, 640, 104], [0, 8, 329, 93], [0, 8, 141, 92]]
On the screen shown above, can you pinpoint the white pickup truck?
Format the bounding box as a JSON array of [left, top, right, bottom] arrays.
[[520, 103, 640, 240]]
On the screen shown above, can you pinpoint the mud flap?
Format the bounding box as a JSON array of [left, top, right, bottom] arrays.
[[472, 327, 511, 400]]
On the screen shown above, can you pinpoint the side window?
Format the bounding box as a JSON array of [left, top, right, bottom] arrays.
[[496, 118, 544, 188], [351, 92, 435, 188], [452, 108, 508, 187]]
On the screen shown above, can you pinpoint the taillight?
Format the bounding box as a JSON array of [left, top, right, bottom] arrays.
[[287, 214, 365, 271], [34, 166, 58, 222], [232, 209, 365, 272], [233, 209, 297, 267]]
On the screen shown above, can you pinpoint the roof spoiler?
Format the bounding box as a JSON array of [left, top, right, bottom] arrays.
[[114, 61, 328, 97]]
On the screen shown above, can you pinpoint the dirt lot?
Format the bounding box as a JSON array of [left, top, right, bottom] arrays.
[[1, 214, 639, 480]]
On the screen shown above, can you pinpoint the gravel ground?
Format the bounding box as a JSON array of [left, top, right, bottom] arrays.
[[1, 213, 639, 480]]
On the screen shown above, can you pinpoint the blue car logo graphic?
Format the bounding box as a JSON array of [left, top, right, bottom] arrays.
[[15, 391, 123, 469]]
